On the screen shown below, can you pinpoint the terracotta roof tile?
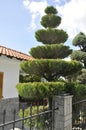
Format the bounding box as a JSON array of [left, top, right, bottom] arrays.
[[0, 45, 34, 61]]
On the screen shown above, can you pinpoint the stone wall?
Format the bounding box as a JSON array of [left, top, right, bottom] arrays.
[[0, 97, 22, 130], [0, 98, 19, 113]]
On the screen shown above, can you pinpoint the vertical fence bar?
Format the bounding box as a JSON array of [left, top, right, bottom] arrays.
[[47, 108, 51, 130], [36, 102, 39, 130], [30, 103, 32, 130], [42, 101, 45, 130], [22, 107, 24, 130], [2, 110, 6, 130], [13, 109, 16, 130], [52, 98, 55, 130]]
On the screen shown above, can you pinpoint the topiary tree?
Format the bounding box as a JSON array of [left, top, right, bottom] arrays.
[[77, 69, 86, 84], [71, 32, 86, 83], [71, 32, 86, 67], [21, 6, 82, 81], [17, 6, 82, 108]]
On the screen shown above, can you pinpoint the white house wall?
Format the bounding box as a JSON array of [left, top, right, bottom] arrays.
[[0, 55, 21, 98]]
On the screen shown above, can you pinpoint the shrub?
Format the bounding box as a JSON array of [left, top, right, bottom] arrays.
[[16, 82, 86, 102], [16, 82, 65, 100], [75, 83, 86, 100], [19, 105, 49, 128]]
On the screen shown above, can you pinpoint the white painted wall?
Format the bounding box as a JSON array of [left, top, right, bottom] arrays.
[[0, 55, 21, 98]]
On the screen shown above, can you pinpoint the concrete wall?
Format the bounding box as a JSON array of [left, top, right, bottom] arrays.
[[0, 98, 21, 130], [0, 55, 20, 98], [0, 98, 32, 130]]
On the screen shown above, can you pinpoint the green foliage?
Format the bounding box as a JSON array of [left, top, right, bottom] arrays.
[[64, 82, 76, 95], [16, 82, 65, 99], [72, 32, 86, 51], [75, 83, 86, 100], [64, 82, 86, 100], [17, 81, 86, 101], [18, 6, 84, 106], [71, 50, 86, 64], [41, 14, 61, 28], [65, 71, 80, 83], [21, 59, 82, 81], [71, 32, 86, 82], [35, 29, 68, 44], [77, 69, 86, 84], [41, 6, 61, 28], [29, 44, 72, 59], [45, 6, 57, 14], [19, 74, 41, 83], [19, 105, 48, 128]]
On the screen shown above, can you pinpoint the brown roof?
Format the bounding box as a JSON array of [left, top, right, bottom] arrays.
[[0, 45, 33, 61]]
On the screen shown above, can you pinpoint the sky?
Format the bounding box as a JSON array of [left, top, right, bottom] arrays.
[[0, 0, 86, 55]]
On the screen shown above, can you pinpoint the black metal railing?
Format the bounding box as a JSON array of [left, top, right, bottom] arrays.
[[0, 102, 53, 130], [72, 99, 86, 130]]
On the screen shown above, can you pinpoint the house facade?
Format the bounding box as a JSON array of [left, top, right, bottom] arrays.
[[0, 46, 33, 99]]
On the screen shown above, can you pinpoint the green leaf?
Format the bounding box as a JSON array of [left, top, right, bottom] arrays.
[[45, 6, 57, 14], [21, 59, 82, 81], [35, 29, 68, 44], [72, 32, 86, 51], [30, 44, 72, 59], [71, 50, 86, 64], [41, 14, 61, 28]]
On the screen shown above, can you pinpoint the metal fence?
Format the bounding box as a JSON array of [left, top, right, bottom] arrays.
[[2, 95, 86, 130], [72, 99, 86, 130], [0, 101, 53, 130]]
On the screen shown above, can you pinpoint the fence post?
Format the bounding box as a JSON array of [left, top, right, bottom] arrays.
[[52, 93, 73, 130]]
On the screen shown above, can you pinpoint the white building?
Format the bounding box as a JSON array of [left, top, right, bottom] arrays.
[[0, 46, 33, 99]]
